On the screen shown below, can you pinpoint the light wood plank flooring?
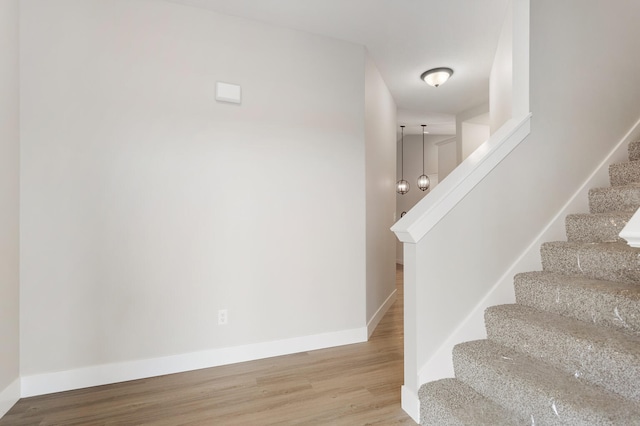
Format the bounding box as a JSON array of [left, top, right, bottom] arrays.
[[2, 265, 414, 425]]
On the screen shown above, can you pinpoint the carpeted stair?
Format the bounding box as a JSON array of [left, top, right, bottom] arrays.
[[419, 141, 640, 425]]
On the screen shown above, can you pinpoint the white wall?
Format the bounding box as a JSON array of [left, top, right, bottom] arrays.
[[436, 137, 457, 183], [409, 0, 640, 412], [490, 1, 513, 133], [461, 120, 490, 160], [20, 0, 367, 387], [0, 0, 21, 416], [364, 55, 397, 333], [455, 103, 489, 164]]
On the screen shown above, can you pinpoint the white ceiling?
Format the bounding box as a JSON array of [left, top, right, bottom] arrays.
[[168, 0, 510, 135]]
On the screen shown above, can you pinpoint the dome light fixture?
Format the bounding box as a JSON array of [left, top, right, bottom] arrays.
[[396, 125, 409, 194], [417, 125, 430, 191], [421, 67, 454, 87]]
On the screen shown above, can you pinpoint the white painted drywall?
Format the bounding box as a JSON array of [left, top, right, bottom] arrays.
[[365, 55, 397, 332], [490, 0, 513, 133], [0, 0, 21, 416], [409, 0, 640, 405], [455, 103, 490, 164], [20, 0, 366, 381], [461, 121, 490, 160], [436, 138, 457, 183]]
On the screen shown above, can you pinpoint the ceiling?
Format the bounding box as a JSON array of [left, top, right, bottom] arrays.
[[168, 0, 510, 135]]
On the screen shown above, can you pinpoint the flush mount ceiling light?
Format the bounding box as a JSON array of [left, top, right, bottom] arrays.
[[421, 67, 454, 87]]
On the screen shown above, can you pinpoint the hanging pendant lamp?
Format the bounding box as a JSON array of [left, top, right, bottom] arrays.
[[417, 124, 430, 191], [396, 126, 409, 194]]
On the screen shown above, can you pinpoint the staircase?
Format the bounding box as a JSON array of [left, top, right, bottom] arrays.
[[419, 141, 640, 425]]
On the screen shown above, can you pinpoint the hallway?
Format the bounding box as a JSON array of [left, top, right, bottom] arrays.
[[1, 265, 413, 425]]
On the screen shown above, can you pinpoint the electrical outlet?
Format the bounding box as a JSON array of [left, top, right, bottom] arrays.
[[218, 309, 228, 325]]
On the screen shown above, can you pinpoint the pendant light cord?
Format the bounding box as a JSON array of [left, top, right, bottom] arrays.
[[422, 125, 426, 174], [400, 126, 405, 180]]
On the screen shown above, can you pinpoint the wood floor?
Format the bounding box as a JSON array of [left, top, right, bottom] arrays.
[[2, 265, 414, 425]]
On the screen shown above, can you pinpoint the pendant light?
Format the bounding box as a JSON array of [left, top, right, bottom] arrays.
[[396, 125, 409, 194], [417, 124, 430, 191]]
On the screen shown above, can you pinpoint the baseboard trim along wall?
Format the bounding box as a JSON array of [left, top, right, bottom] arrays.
[[0, 378, 20, 419], [401, 385, 420, 423], [367, 289, 397, 337], [20, 327, 368, 398]]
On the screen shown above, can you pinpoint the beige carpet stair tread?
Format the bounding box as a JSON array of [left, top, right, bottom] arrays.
[[629, 140, 640, 161], [453, 340, 640, 426], [418, 378, 525, 426], [541, 241, 640, 284], [589, 183, 640, 213], [485, 303, 640, 402], [514, 270, 640, 334], [565, 211, 632, 243], [610, 160, 640, 186]]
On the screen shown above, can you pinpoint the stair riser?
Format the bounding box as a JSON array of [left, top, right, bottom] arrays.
[[485, 307, 640, 402], [420, 399, 463, 426], [420, 403, 463, 426], [419, 379, 523, 426], [541, 243, 640, 284], [589, 186, 640, 213], [565, 213, 630, 243], [514, 273, 640, 334], [453, 344, 634, 425], [629, 141, 640, 162], [610, 162, 640, 186]]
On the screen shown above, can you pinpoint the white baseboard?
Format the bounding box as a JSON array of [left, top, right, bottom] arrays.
[[367, 289, 397, 337], [0, 378, 20, 419], [21, 327, 368, 398], [401, 385, 421, 424], [417, 116, 640, 385]]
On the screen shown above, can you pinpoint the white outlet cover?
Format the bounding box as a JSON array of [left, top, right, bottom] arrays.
[[216, 82, 241, 104]]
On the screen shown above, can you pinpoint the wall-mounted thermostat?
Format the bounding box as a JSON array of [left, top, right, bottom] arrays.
[[216, 82, 241, 104]]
